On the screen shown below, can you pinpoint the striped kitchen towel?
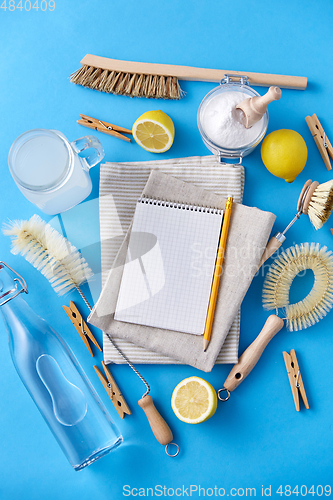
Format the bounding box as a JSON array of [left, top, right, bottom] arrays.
[[98, 155, 244, 365]]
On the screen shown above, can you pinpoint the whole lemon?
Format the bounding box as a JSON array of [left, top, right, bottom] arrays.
[[261, 129, 308, 183]]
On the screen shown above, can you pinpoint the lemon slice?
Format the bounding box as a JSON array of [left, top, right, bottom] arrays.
[[132, 110, 175, 153], [171, 376, 217, 424]]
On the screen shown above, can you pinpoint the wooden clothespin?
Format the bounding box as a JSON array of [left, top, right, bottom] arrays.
[[63, 301, 102, 357], [77, 114, 132, 142], [94, 361, 131, 419], [305, 114, 333, 171], [283, 349, 309, 411]]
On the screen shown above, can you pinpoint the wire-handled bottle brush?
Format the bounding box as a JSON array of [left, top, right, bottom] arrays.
[[3, 214, 179, 456]]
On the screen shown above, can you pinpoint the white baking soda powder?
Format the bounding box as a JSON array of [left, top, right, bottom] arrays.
[[201, 91, 264, 149]]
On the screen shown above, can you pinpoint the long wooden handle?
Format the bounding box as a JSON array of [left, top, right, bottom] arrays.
[[81, 55, 307, 90], [224, 315, 284, 392], [138, 395, 173, 446], [258, 235, 284, 269]]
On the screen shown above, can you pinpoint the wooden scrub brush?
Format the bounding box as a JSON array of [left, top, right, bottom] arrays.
[[3, 215, 179, 456], [222, 243, 333, 394], [69, 54, 308, 100], [259, 179, 333, 268]]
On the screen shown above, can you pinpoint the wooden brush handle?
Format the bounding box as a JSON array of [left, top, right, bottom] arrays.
[[297, 179, 313, 212], [257, 234, 285, 269], [81, 55, 307, 90], [224, 315, 284, 392], [138, 395, 173, 446], [302, 181, 319, 214]]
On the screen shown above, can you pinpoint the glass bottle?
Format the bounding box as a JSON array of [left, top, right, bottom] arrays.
[[0, 262, 122, 470]]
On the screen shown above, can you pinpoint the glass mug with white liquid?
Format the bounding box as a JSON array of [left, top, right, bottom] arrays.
[[8, 129, 105, 215]]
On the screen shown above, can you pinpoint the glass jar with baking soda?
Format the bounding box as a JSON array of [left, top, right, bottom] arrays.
[[197, 75, 269, 162]]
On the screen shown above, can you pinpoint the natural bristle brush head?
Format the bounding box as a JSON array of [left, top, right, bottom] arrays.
[[70, 64, 182, 100], [262, 243, 333, 331], [301, 179, 333, 229], [2, 215, 93, 296]]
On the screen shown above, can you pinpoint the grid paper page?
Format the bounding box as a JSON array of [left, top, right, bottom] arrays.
[[114, 199, 223, 335]]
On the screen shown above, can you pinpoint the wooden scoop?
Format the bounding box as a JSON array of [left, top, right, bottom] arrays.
[[236, 86, 282, 128]]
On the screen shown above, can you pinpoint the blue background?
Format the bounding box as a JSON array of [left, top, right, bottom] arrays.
[[1, 1, 333, 498]]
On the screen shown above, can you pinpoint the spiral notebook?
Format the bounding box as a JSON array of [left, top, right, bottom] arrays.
[[114, 197, 224, 335]]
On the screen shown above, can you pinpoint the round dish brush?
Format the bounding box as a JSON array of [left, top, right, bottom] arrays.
[[3, 214, 179, 455], [222, 243, 333, 394], [305, 179, 333, 228], [259, 179, 333, 268]]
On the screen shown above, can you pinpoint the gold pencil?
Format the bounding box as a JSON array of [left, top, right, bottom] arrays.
[[203, 197, 233, 351]]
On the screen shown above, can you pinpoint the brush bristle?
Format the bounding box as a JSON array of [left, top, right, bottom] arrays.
[[70, 64, 183, 99], [307, 179, 333, 229], [2, 215, 93, 296], [262, 243, 333, 331]]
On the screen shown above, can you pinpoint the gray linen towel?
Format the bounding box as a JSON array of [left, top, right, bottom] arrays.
[[89, 167, 275, 372]]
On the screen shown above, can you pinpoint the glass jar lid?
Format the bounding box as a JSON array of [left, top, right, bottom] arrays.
[[8, 129, 73, 192]]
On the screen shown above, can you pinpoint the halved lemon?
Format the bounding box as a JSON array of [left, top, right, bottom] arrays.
[[132, 110, 175, 153], [171, 376, 217, 424]]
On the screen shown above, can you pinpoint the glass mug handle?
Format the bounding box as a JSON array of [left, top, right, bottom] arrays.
[[70, 135, 105, 170]]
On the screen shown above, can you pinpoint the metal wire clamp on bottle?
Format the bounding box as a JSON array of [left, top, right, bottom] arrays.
[[0, 261, 28, 305]]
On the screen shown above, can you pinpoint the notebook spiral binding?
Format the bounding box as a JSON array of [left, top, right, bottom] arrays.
[[138, 197, 222, 215]]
